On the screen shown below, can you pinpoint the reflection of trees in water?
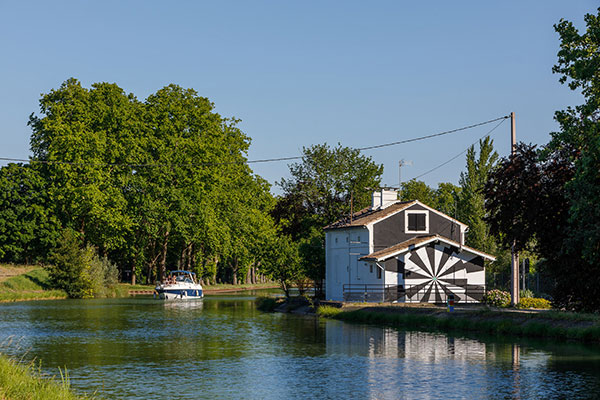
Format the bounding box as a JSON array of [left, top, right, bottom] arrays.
[[5, 297, 600, 400], [19, 298, 331, 369]]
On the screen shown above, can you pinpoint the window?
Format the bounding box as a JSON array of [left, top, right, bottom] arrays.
[[335, 237, 338, 243], [405, 211, 429, 233], [370, 265, 373, 273], [357, 235, 360, 242], [377, 268, 382, 279]]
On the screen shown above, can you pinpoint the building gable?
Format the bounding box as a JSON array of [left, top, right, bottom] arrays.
[[372, 203, 463, 251]]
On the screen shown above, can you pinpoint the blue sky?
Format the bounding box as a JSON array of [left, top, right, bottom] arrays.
[[0, 1, 596, 193]]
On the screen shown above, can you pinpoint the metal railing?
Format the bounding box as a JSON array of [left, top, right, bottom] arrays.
[[403, 285, 485, 304], [288, 281, 326, 299], [343, 284, 404, 302]]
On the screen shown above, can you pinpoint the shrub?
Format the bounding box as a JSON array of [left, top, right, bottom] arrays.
[[47, 229, 120, 298], [85, 249, 119, 298], [484, 289, 511, 308], [316, 305, 343, 318], [47, 230, 88, 298], [517, 297, 552, 309], [520, 289, 534, 299]]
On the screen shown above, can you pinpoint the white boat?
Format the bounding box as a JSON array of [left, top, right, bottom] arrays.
[[155, 270, 203, 300]]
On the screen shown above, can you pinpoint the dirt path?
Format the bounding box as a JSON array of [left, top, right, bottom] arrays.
[[0, 266, 36, 282]]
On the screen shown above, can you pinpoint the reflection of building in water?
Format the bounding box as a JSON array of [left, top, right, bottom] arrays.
[[325, 320, 405, 358], [403, 331, 486, 363], [326, 320, 486, 363]]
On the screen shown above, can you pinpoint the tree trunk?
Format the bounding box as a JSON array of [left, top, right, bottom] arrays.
[[158, 229, 170, 283], [131, 260, 136, 285], [251, 265, 256, 284], [187, 243, 193, 271], [232, 259, 238, 285]]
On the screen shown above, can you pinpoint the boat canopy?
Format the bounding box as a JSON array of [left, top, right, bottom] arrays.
[[168, 270, 196, 275]]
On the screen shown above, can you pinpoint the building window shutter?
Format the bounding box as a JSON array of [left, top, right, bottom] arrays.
[[416, 214, 426, 231], [408, 214, 417, 231], [406, 211, 428, 232]]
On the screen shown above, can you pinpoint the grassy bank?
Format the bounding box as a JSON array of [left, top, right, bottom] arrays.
[[0, 267, 66, 302], [0, 264, 280, 302], [0, 354, 90, 399], [316, 304, 600, 343]]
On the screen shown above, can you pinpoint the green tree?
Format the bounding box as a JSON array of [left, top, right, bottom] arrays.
[[29, 79, 140, 258], [259, 235, 302, 298], [433, 182, 461, 216], [28, 79, 274, 287], [47, 229, 88, 298], [0, 163, 61, 264], [484, 9, 600, 311], [551, 8, 600, 269], [400, 179, 436, 205], [274, 144, 383, 282], [277, 144, 384, 232], [458, 137, 498, 254], [400, 180, 460, 216]]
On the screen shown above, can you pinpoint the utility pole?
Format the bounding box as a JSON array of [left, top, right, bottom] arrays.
[[511, 112, 520, 306]]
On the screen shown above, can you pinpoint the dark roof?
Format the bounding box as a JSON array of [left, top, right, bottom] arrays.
[[324, 200, 468, 230], [359, 234, 496, 262], [324, 200, 417, 230]]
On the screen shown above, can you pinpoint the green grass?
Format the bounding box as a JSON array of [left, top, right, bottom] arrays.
[[316, 306, 600, 343], [0, 354, 91, 399], [0, 268, 67, 302]]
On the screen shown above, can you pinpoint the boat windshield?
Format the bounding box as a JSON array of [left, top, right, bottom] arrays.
[[175, 275, 194, 283]]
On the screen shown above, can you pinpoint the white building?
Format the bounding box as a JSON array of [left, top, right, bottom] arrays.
[[324, 189, 495, 303]]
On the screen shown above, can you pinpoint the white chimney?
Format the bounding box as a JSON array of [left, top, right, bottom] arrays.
[[371, 189, 398, 210]]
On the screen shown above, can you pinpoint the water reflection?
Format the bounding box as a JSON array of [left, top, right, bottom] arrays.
[[323, 319, 600, 399], [0, 297, 599, 399]]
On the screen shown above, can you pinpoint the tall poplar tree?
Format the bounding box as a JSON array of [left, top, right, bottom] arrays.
[[458, 137, 498, 254]]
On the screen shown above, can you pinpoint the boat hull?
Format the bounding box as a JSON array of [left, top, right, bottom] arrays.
[[155, 287, 203, 300]]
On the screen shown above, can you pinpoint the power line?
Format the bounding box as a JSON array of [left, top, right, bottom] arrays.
[[356, 115, 507, 151], [0, 115, 509, 168], [407, 117, 507, 181]]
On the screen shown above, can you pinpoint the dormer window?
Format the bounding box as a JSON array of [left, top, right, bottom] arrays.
[[405, 210, 429, 234]]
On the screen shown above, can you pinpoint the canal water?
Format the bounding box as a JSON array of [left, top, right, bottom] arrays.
[[1, 295, 600, 399]]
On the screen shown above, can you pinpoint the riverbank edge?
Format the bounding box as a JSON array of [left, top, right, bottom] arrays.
[[319, 305, 600, 343], [0, 354, 90, 399], [257, 297, 600, 344], [1, 282, 280, 303], [0, 265, 280, 302]]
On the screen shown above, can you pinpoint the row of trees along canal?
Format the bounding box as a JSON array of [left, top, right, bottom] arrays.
[[0, 78, 497, 298], [0, 9, 598, 308]]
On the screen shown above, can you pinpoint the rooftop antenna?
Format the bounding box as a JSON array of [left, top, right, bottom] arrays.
[[398, 159, 413, 200]]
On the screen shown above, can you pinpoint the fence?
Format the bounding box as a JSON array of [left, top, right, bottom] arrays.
[[343, 284, 404, 302], [403, 285, 485, 304], [288, 281, 326, 299], [486, 271, 554, 296]]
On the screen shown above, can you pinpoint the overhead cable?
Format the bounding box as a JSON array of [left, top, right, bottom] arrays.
[[407, 117, 507, 181], [0, 115, 509, 168]]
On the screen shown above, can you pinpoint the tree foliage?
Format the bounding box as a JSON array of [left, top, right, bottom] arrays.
[[485, 9, 600, 311], [401, 180, 461, 216], [259, 235, 301, 298], [274, 144, 383, 282], [457, 137, 498, 254], [0, 164, 60, 264], [484, 144, 574, 255], [18, 79, 280, 286]]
